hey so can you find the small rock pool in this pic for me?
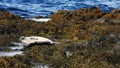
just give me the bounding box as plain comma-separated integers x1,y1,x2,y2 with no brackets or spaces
0,51,23,57
0,45,24,57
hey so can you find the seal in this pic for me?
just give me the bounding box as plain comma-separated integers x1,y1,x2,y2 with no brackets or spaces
19,36,59,46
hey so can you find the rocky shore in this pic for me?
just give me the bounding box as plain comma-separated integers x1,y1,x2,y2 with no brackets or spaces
0,7,120,68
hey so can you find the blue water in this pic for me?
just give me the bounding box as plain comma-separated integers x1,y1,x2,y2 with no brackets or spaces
0,0,120,18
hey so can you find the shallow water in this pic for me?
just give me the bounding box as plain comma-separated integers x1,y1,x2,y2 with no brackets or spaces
0,51,23,57
0,44,24,57
0,0,120,18
9,46,24,50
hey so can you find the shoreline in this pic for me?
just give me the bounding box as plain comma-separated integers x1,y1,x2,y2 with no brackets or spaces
0,7,120,68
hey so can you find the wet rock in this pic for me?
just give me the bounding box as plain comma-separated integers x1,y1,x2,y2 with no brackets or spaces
111,9,120,14
32,62,49,68
35,16,44,19
0,47,11,51
93,18,109,24
117,41,120,45
112,19,120,24
103,9,120,21
0,47,5,51
106,50,115,55
108,32,119,43
0,11,21,20
109,32,118,38
64,51,73,57
114,41,120,55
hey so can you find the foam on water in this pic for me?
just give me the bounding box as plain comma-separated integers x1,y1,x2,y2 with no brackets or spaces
0,0,119,17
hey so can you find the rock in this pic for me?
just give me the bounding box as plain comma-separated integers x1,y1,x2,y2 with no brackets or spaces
35,16,44,19
111,9,120,14
117,41,120,45
109,32,118,38
93,18,109,24
32,62,49,68
114,41,120,55
64,51,73,57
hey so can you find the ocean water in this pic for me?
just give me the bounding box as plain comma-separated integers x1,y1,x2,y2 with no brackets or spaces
0,0,120,18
